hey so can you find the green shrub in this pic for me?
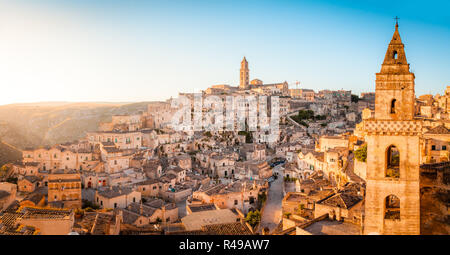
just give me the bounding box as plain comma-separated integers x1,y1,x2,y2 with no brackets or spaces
354,144,367,162
245,210,261,227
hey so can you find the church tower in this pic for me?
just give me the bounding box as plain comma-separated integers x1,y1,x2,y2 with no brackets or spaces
239,57,249,89
363,22,421,235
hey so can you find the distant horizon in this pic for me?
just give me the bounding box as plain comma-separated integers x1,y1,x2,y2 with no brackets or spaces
1,84,447,107
0,0,448,105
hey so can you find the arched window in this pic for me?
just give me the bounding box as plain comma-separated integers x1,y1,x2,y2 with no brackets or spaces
386,145,400,178
384,195,400,220
393,50,398,60
390,99,397,114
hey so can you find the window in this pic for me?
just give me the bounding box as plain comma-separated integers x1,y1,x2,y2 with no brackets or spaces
133,197,136,203
393,50,398,60
386,145,400,178
234,200,238,205
114,203,117,208
390,99,397,114
432,145,436,151
384,195,400,220
443,145,447,151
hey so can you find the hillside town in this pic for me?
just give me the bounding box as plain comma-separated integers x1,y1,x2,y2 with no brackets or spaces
0,23,449,235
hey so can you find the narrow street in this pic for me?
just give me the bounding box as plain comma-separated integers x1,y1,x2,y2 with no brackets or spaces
259,164,284,233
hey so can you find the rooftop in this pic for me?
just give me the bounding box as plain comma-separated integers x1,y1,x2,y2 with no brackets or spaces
181,209,238,231
201,222,253,235
303,219,360,235
97,186,134,198
187,203,217,213
425,125,450,135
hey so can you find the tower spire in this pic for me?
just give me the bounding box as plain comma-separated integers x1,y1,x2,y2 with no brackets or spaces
380,20,409,74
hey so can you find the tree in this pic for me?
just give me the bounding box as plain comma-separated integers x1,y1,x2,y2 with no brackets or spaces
82,199,100,210
283,212,292,219
314,115,326,120
0,165,8,179
351,94,360,103
355,144,367,162
257,193,267,208
245,210,261,228
6,177,17,184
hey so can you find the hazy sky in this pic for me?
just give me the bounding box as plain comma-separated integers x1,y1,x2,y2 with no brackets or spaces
0,0,448,105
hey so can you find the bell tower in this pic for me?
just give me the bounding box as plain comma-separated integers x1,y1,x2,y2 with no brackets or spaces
374,22,415,120
239,57,249,89
363,21,421,235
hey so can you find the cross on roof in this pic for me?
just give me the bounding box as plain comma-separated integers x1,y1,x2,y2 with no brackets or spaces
394,16,400,26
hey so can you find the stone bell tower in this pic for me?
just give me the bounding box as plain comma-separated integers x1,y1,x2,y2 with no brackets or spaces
374,21,415,120
363,21,421,235
239,57,249,90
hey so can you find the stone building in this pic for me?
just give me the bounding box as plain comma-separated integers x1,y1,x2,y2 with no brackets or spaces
47,169,82,209
419,162,450,235
0,182,17,211
0,206,74,235
363,22,421,235
18,176,41,193
95,186,141,209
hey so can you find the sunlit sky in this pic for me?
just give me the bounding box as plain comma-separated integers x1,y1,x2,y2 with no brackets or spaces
0,0,449,105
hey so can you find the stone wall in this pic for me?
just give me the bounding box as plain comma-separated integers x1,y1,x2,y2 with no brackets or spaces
419,162,450,235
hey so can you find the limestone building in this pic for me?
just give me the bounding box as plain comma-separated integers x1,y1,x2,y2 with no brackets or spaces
47,169,82,209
